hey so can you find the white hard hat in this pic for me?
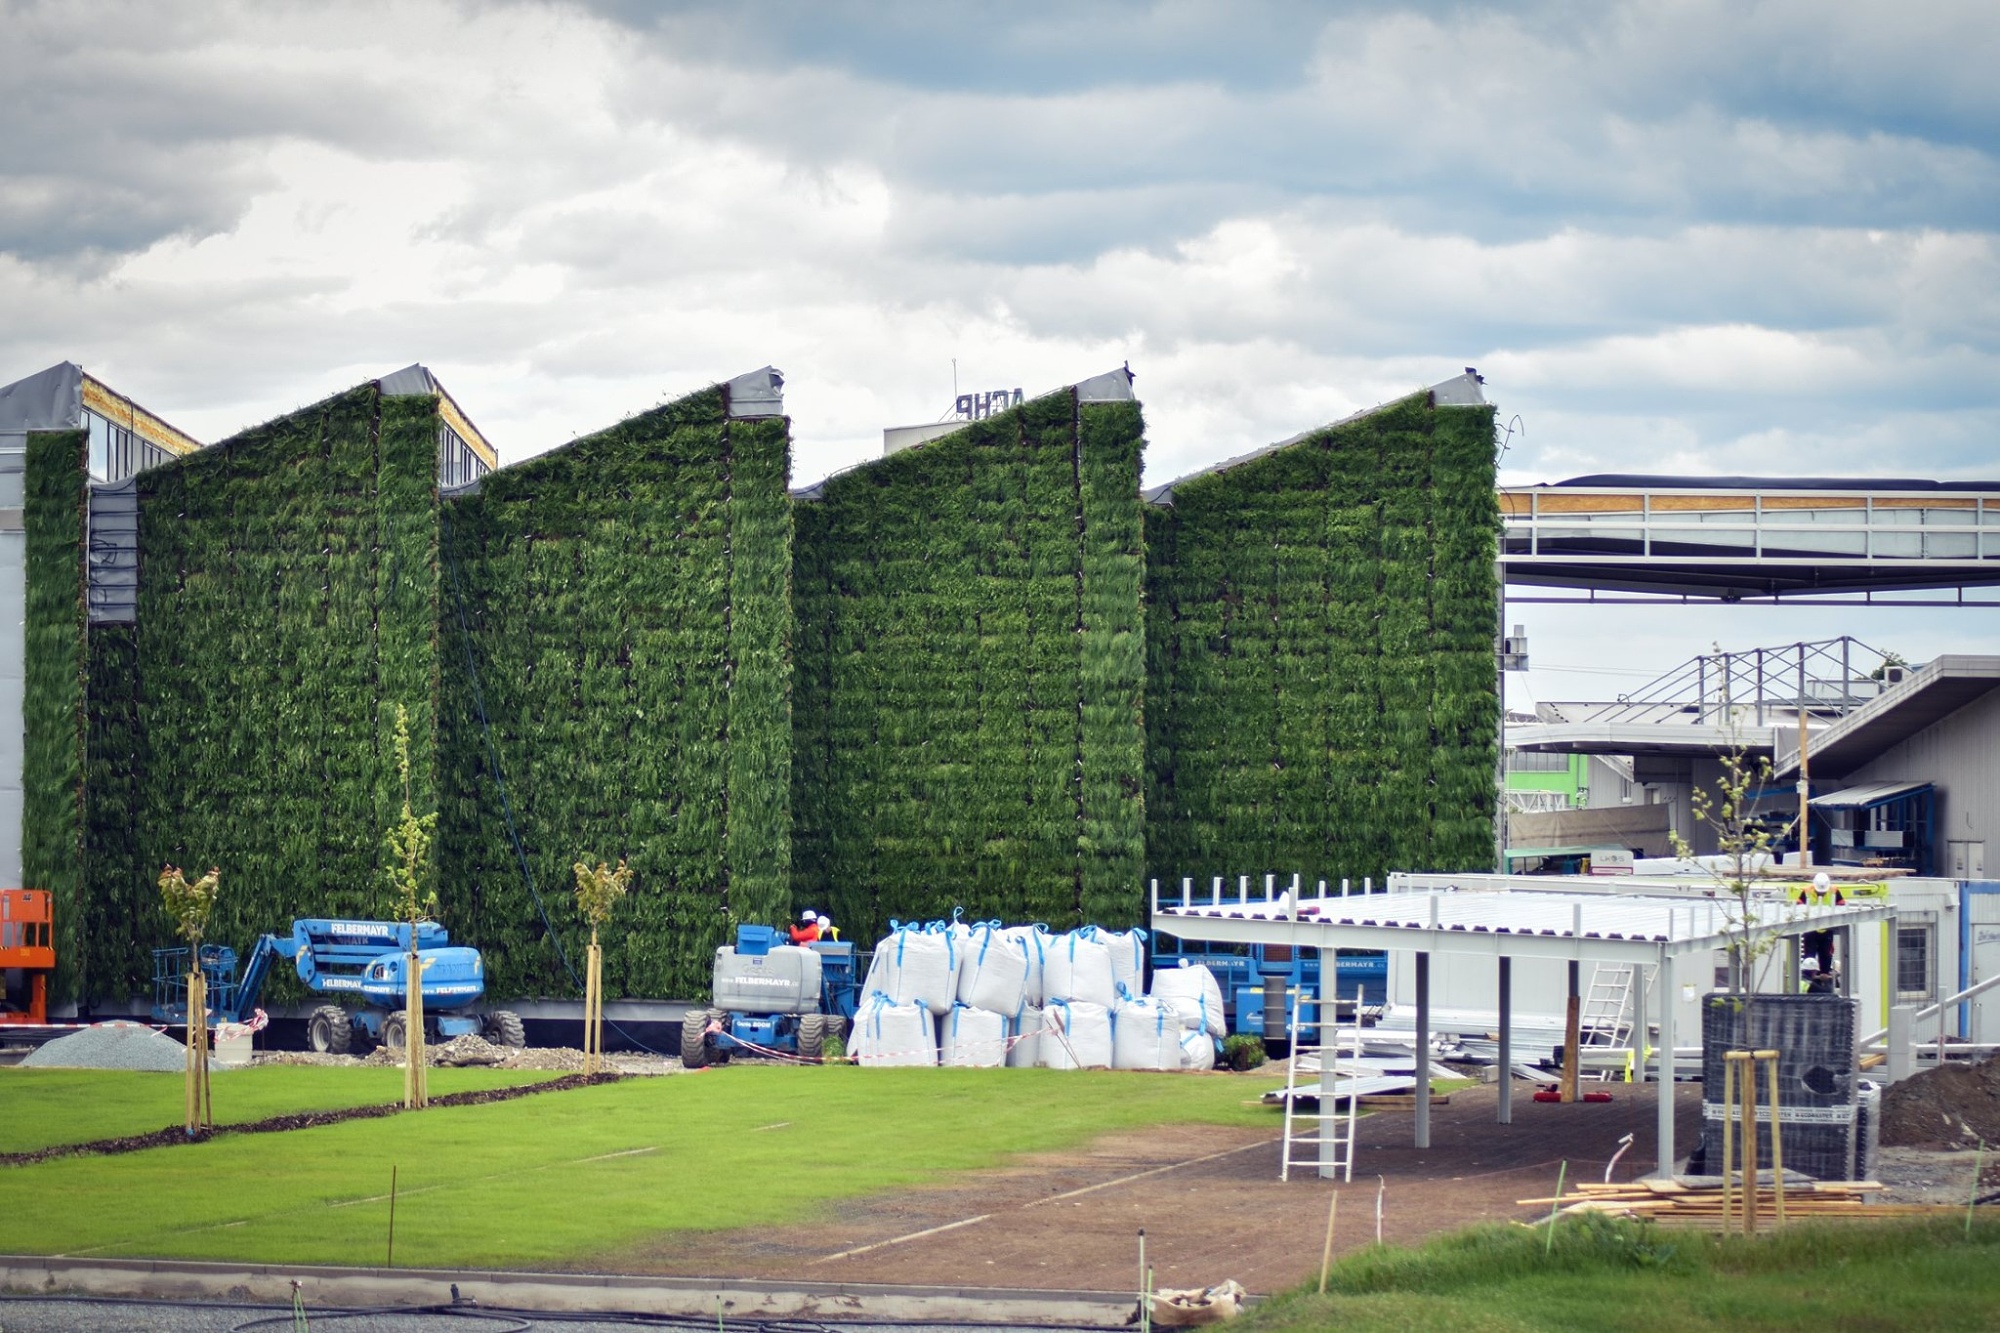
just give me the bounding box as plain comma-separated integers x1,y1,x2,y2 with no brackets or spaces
800,909,817,922
816,914,831,926
1813,872,1831,891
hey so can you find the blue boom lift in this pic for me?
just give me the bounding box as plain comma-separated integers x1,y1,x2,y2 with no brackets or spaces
152,918,525,1054
681,924,862,1066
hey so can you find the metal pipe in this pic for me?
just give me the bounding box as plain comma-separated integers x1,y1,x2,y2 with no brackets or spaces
1415,952,1431,1150
1655,950,1677,1179
1498,955,1513,1126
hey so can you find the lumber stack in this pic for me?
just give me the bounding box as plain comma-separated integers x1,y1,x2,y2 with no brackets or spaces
1517,1179,1963,1230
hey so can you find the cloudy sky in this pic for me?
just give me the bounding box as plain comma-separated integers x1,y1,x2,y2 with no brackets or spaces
5,0,1996,700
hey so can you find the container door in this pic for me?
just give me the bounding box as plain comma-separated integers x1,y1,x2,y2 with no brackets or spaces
1967,885,2000,1044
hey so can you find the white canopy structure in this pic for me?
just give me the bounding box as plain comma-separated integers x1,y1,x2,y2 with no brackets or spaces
1149,878,1895,1176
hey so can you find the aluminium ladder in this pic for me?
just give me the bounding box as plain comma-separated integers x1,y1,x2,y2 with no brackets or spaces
1579,962,1656,1081
1279,985,1363,1182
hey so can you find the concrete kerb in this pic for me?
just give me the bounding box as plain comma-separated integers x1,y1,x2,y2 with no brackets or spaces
0,1255,1136,1326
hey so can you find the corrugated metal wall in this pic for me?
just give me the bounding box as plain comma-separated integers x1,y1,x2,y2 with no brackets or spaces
1844,688,2000,878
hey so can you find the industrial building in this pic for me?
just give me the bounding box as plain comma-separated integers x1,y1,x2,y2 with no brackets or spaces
0,365,204,890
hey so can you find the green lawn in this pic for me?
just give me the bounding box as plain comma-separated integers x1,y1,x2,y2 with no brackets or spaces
0,1065,1271,1269
1241,1214,2000,1332
0,1066,561,1154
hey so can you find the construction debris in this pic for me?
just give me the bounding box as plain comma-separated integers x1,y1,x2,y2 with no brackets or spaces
1518,1176,1969,1230
1141,1279,1246,1327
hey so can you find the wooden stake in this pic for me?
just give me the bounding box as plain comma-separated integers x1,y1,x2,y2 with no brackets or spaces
1764,1051,1786,1225
1318,1191,1340,1294
1797,709,1811,868
1561,994,1581,1103
386,1164,398,1269
1740,1051,1759,1236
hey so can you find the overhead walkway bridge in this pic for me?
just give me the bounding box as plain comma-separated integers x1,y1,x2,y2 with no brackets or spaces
1502,475,2000,605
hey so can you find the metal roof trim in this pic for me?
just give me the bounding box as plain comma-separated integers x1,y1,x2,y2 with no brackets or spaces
1809,780,1935,809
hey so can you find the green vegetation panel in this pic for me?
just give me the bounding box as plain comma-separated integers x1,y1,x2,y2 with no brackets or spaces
0,1066,557,1154
1144,392,1499,888
2,1067,1268,1268
22,430,88,1000
72,387,445,1003
1243,1214,2000,1332
792,389,1147,941
438,388,792,998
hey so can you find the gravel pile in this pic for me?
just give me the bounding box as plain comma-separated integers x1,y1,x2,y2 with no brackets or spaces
21,1023,217,1073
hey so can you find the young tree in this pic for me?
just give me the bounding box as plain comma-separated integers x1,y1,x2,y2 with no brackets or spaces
384,705,438,1108
1669,743,1796,995
572,858,633,1075
159,863,220,1132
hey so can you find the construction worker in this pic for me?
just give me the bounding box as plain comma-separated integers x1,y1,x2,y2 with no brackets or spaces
789,909,821,945
816,913,839,941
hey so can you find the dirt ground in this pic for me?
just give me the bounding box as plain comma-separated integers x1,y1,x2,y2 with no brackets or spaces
597,1080,1705,1296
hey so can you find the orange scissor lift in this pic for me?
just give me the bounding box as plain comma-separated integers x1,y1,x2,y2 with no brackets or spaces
1,889,54,1027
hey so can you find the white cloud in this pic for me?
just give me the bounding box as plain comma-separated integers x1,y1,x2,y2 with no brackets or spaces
0,0,1993,657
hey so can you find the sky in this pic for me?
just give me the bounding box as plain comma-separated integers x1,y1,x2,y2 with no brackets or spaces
4,0,1996,701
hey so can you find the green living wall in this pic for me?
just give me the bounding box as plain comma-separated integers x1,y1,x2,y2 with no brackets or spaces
22,429,87,1000
1143,390,1499,890
437,385,791,1000
791,383,1148,943
72,384,444,1002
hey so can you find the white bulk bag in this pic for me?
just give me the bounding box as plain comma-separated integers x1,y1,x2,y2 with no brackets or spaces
1039,999,1112,1070
1004,925,1052,1006
867,924,958,1016
855,993,938,1067
940,1005,1010,1067
1179,1027,1218,1071
1112,996,1182,1071
956,924,1030,1015
1007,1005,1044,1068
1150,962,1228,1040
1097,927,1149,999
1043,931,1116,1008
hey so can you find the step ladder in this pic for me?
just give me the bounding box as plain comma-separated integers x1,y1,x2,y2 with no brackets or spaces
1279,985,1362,1183
1580,963,1636,1049
1579,963,1655,1082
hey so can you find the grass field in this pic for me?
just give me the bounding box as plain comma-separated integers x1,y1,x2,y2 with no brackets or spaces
1240,1214,2000,1332
0,1066,561,1153
0,1065,1271,1268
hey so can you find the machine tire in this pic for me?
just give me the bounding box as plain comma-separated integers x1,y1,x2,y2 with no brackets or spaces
382,1010,409,1054
681,1010,710,1068
484,1010,527,1049
306,1005,353,1055
827,1015,848,1043
706,1010,731,1065
798,1013,827,1060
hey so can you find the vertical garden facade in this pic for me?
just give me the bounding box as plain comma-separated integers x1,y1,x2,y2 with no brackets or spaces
437,383,793,999
20,365,1499,1005
791,378,1149,942
1142,389,1501,890
76,384,446,1002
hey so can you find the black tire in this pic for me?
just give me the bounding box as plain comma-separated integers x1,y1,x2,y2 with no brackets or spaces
681,1011,710,1068
484,1010,527,1048
382,1010,409,1054
306,1005,352,1055
827,1014,848,1042
798,1013,826,1060
706,1010,732,1065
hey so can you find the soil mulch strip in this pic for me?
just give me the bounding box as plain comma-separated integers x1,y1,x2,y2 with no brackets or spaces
1,1072,621,1167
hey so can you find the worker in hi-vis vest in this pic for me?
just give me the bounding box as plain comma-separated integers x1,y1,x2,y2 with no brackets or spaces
816,913,839,941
